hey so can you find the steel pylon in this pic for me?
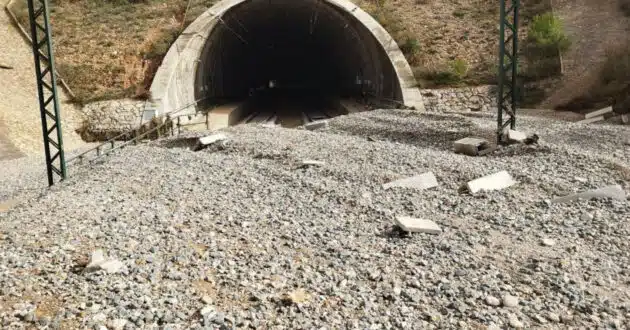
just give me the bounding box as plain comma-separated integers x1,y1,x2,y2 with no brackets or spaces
26,0,66,185
497,0,520,143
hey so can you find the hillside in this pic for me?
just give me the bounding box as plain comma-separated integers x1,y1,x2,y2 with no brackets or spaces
6,0,557,105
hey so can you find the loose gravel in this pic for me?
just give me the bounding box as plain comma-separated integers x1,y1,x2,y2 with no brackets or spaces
1,109,629,329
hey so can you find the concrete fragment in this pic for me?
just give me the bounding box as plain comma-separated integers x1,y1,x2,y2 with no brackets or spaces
541,238,555,246
485,296,501,306
454,137,489,156
195,133,227,150
304,120,329,131
383,172,439,190
464,170,517,194
577,116,605,124
584,106,612,119
502,295,519,308
300,160,325,167
506,129,528,143
394,216,442,234
99,259,124,273
85,250,105,270
551,184,626,204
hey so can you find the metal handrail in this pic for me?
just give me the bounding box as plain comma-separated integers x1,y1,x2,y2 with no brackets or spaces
66,97,211,165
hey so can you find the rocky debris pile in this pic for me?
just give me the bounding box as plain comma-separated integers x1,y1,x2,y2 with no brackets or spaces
0,109,629,329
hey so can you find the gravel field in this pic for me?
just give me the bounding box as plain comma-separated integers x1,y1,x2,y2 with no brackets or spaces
1,109,629,329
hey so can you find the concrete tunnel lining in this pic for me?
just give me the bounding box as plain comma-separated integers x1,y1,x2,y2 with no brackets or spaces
148,0,425,121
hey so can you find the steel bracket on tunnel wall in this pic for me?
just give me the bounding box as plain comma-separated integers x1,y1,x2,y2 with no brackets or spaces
26,0,66,185
497,0,520,144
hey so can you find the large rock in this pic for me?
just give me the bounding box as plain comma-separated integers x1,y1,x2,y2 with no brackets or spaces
454,137,490,156
464,170,517,194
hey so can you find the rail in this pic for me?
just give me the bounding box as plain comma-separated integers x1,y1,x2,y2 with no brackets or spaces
66,98,212,166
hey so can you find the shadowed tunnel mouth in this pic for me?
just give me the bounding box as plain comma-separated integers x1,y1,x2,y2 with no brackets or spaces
194,0,404,126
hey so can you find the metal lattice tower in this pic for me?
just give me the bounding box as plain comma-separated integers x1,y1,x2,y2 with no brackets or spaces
497,0,520,143
26,0,66,185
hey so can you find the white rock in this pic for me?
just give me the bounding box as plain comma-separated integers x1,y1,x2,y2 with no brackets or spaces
200,305,215,316
108,319,127,330
551,184,626,204
201,296,213,305
92,313,107,323
383,172,439,190
485,296,501,306
541,238,555,247
502,295,519,307
508,314,524,328
304,120,328,130
394,216,442,234
465,171,517,194
580,213,594,221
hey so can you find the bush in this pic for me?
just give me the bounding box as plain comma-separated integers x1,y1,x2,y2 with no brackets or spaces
527,12,571,51
621,0,630,16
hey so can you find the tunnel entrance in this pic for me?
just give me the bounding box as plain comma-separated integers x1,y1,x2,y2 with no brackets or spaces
149,0,424,128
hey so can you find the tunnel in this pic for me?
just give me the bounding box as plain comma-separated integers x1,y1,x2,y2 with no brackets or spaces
148,0,424,128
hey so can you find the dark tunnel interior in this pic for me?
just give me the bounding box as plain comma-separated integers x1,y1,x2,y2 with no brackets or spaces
194,0,404,125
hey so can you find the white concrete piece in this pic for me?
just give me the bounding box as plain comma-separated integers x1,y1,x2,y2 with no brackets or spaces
465,170,517,194
506,129,528,143
196,133,228,150
577,116,605,124
454,137,489,156
99,260,124,273
383,172,439,190
86,250,105,270
304,120,329,131
301,160,325,167
584,106,612,119
395,216,442,234
622,114,629,124
552,184,626,204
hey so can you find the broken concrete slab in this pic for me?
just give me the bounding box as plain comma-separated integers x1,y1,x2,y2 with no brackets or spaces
85,249,124,273
454,137,490,156
383,172,439,191
395,216,442,234
464,170,517,194
584,106,613,119
300,160,325,167
551,184,626,204
194,133,228,151
304,120,329,131
577,116,605,124
506,129,528,143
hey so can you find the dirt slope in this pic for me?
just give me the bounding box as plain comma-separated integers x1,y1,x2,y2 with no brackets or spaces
541,0,630,110
0,0,87,158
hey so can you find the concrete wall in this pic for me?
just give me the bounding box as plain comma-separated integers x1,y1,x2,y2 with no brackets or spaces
147,0,425,120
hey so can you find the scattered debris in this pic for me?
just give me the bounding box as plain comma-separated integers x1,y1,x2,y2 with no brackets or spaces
454,137,492,156
281,288,311,305
541,238,556,246
383,172,439,190
584,106,613,119
304,120,329,131
194,133,228,151
394,216,442,234
299,160,325,168
463,170,517,194
551,184,626,204
84,249,124,273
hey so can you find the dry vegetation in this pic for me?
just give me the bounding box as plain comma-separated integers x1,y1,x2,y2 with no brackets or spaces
9,0,218,104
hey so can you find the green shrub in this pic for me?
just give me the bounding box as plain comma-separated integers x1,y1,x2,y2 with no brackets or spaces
450,58,469,78
399,35,420,58
527,12,571,51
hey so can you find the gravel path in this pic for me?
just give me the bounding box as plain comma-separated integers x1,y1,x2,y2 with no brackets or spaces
0,0,87,157
0,110,629,329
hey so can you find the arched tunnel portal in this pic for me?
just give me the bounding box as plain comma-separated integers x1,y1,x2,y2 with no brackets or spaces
149,0,425,127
